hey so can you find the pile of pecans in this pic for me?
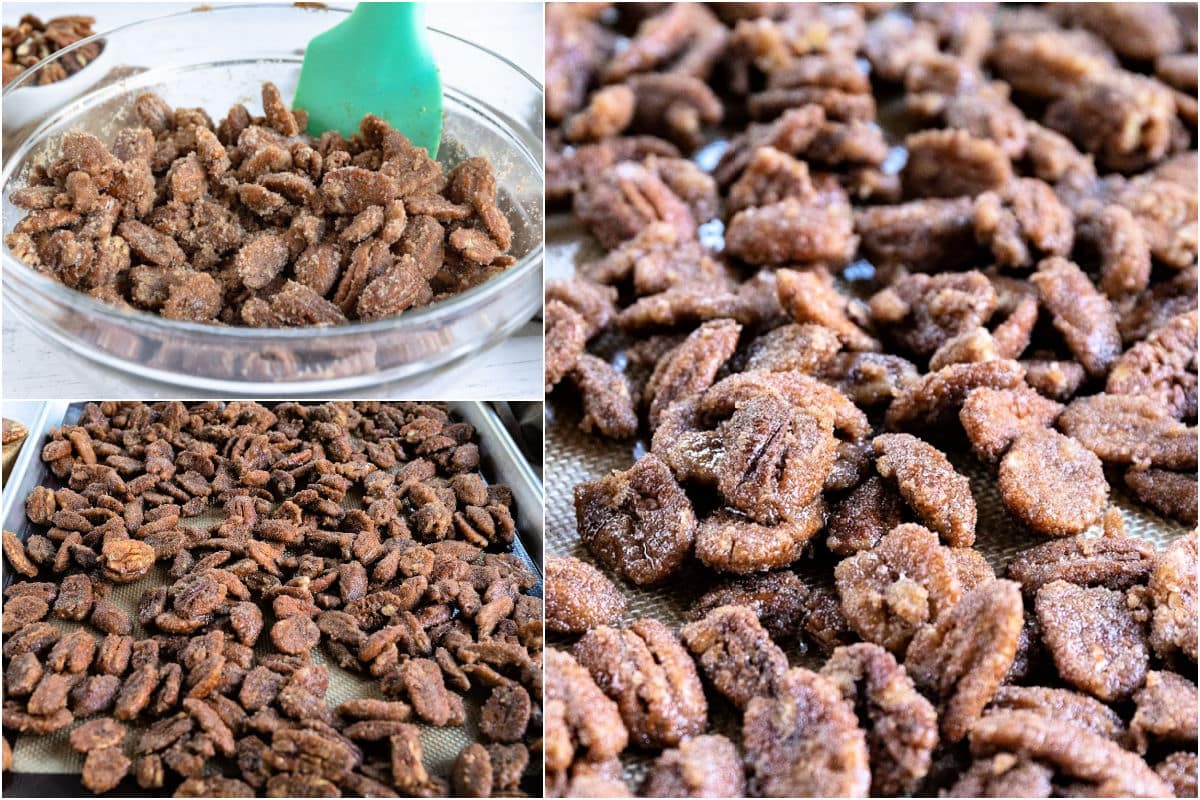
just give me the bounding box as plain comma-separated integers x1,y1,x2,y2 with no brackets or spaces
2,401,541,796
2,14,101,87
5,82,516,326
545,2,1197,797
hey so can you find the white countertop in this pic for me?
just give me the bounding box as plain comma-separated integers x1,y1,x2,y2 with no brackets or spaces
1,1,544,400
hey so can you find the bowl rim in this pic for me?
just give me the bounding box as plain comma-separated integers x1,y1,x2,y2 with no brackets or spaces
2,2,544,341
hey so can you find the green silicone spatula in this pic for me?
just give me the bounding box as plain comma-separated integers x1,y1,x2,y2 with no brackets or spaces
294,1,443,156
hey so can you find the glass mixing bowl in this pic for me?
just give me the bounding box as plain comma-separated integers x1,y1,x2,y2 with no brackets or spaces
2,4,543,393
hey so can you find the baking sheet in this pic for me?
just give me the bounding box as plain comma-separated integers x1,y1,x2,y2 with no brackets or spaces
543,214,1193,793
1,400,543,797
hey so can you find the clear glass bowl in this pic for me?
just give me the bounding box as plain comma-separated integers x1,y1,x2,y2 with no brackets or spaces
2,4,544,393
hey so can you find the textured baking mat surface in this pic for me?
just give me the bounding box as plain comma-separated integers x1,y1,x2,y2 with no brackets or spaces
544,216,1193,793
4,402,539,793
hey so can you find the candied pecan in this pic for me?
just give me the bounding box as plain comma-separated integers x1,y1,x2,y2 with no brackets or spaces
726,146,817,216
835,523,963,653
1060,4,1184,60
1045,71,1178,173
563,84,635,143
2,595,48,634
356,257,427,320
545,278,617,334
447,157,511,250
69,717,127,753
574,455,696,586
693,502,825,575
820,643,938,795
449,227,503,266
548,136,680,203
725,197,855,265
545,300,588,394
3,704,72,734
874,434,977,547
856,197,981,272
926,319,1003,369
745,323,842,375
25,485,57,525
743,667,870,797
1130,670,1198,753
54,574,95,620
545,556,626,634
1108,311,1197,420
818,352,920,408
480,682,531,743
175,776,255,797
99,538,155,583
574,161,695,249
750,63,876,123
116,219,185,268
887,359,1027,432
825,475,905,556
946,755,1054,798
557,762,632,798
90,599,132,635
869,270,997,358
1007,527,1158,594
1147,533,1197,663
992,26,1114,101
974,178,1074,269
267,617,317,659
544,647,628,774
698,368,870,440
3,530,39,577
641,734,745,798
960,386,1064,463
714,106,826,187
6,652,43,696
904,580,1024,743
615,283,777,332
450,742,493,798
320,167,399,215
1030,257,1122,378
902,129,1013,199
1036,580,1148,701
72,675,120,717
1057,394,1197,470
627,73,723,151
574,619,707,748
969,710,1171,797
715,395,837,524
401,657,457,726
1125,467,1198,526
1155,752,1198,800
1109,174,1198,270
82,746,131,794
29,672,74,715
1076,203,1152,301
568,354,639,440
999,428,1109,537
645,319,740,430
602,3,727,83
777,267,877,352
681,605,788,709
687,570,811,643
988,684,1127,742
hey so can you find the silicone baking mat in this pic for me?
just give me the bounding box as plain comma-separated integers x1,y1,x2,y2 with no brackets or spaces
544,215,1193,792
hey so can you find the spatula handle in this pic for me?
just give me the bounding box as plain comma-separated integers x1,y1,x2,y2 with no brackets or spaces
350,2,426,41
